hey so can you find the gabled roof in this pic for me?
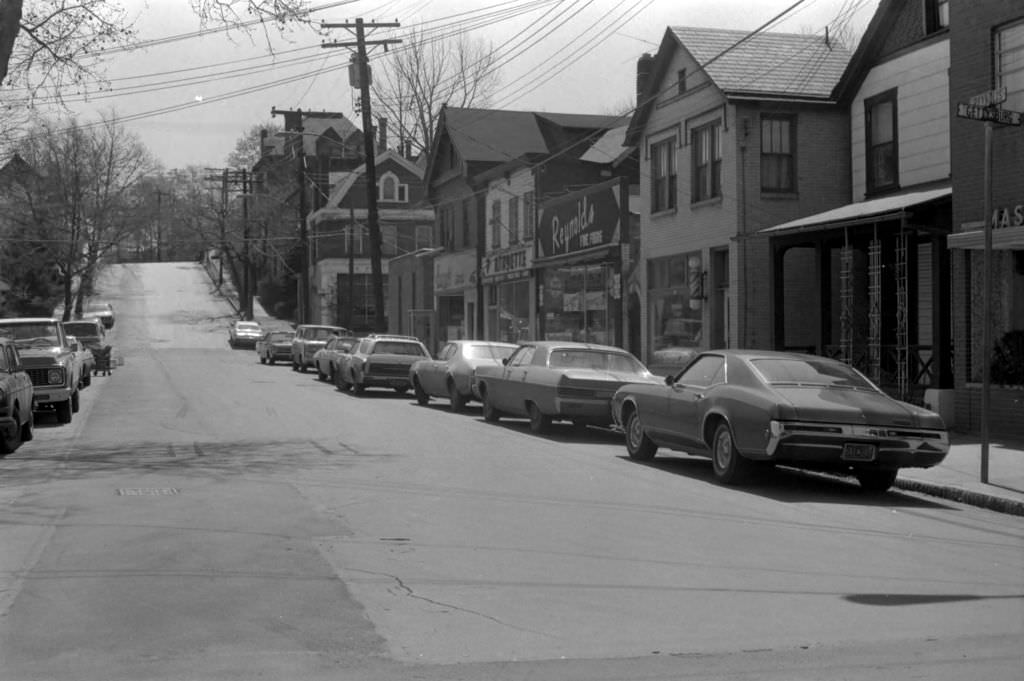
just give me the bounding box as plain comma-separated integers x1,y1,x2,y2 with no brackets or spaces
673,27,851,98
627,26,852,144
426,106,625,186
264,113,361,157
318,149,425,211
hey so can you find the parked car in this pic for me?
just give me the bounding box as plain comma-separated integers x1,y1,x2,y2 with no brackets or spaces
291,324,350,372
472,341,661,434
410,340,519,411
0,318,81,424
0,336,35,454
67,336,94,388
313,335,359,382
228,320,263,349
256,330,295,365
336,335,430,395
611,349,950,492
63,319,110,378
84,301,115,329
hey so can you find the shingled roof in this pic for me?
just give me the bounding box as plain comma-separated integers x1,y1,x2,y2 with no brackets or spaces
671,26,852,99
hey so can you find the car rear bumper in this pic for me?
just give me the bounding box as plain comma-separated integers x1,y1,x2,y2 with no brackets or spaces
553,398,613,425
362,374,412,389
765,421,949,469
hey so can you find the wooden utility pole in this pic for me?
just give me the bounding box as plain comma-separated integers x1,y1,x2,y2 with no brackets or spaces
322,18,400,333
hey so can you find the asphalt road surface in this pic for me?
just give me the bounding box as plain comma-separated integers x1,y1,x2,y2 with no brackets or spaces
0,262,1021,681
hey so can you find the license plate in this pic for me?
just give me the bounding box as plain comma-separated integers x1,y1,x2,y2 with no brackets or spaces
842,443,877,462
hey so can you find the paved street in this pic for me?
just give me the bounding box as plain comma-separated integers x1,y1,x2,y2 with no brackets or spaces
0,262,1021,681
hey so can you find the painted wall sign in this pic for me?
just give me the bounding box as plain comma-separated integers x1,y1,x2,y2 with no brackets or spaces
538,178,625,259
434,251,478,293
482,245,533,282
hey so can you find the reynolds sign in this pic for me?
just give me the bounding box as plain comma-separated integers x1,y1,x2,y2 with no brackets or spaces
538,178,626,259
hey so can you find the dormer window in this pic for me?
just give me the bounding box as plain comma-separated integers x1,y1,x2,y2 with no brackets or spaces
377,171,408,203
925,0,948,34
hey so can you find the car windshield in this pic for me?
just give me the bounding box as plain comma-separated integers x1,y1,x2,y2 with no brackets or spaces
547,349,645,373
307,328,340,340
63,323,100,337
751,357,877,390
466,344,516,361
372,341,426,356
236,323,261,331
0,322,61,348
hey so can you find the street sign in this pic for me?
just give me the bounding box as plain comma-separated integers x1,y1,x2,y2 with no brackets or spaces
969,87,1007,107
956,102,1023,126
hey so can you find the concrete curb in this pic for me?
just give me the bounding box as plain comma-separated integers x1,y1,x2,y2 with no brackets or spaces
894,478,1024,516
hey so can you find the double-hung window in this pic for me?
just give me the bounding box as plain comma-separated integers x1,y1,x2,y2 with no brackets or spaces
692,122,721,203
761,116,795,193
650,137,676,213
508,197,520,244
523,191,536,240
490,200,502,249
865,89,898,194
997,19,1024,111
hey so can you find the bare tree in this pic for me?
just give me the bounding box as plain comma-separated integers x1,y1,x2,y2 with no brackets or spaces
370,28,501,158
0,0,313,95
15,111,155,319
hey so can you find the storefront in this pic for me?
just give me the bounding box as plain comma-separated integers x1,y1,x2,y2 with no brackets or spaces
482,244,534,343
433,250,478,344
647,251,705,372
536,178,628,348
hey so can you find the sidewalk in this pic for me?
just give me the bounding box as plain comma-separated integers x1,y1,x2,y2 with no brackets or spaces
895,435,1024,516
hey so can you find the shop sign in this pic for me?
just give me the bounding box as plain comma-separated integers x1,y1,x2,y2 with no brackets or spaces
482,245,533,282
538,178,624,258
434,251,477,293
991,204,1024,229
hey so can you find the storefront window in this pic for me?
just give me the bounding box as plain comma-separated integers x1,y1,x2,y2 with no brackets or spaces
438,295,465,345
541,264,615,346
487,280,531,343
649,253,704,363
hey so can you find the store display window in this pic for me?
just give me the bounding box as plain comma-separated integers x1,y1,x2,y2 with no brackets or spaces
541,264,616,346
649,252,704,364
488,280,531,343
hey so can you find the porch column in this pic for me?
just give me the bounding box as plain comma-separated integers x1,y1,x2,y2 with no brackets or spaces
772,241,786,350
932,235,953,388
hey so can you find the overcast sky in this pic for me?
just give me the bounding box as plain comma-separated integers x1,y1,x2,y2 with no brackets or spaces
49,0,880,170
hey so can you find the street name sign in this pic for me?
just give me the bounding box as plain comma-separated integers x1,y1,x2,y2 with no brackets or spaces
968,87,1007,107
956,102,1022,126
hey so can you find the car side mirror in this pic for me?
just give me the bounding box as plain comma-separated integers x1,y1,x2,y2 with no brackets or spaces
501,358,509,365
664,374,674,386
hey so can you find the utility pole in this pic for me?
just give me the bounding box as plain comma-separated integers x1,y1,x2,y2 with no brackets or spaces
242,168,252,319
322,18,400,333
271,107,311,324
220,169,228,286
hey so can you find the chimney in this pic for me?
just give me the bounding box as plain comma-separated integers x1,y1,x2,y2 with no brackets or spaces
377,117,388,153
637,53,655,106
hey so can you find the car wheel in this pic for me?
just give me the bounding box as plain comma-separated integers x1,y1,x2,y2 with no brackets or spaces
260,355,267,365
710,420,749,485
317,366,326,381
447,379,467,413
413,378,430,405
291,358,298,371
0,407,22,454
328,366,335,384
71,390,80,414
20,410,33,442
335,370,350,392
394,386,409,395
482,389,501,422
82,372,91,388
352,381,365,395
856,469,898,493
527,402,551,434
268,356,276,365
299,360,307,373
56,399,72,424
624,408,657,460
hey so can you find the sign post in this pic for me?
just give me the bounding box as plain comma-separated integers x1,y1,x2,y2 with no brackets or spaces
955,87,1021,483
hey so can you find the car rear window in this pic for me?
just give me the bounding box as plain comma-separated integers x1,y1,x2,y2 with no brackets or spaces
63,323,100,336
466,344,516,361
751,358,875,390
268,332,293,341
237,322,261,330
372,341,426,356
548,349,645,373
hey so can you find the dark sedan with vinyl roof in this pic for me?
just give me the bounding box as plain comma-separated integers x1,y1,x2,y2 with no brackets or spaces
611,349,949,492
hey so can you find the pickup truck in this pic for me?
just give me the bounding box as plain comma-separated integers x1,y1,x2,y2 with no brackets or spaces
0,318,82,424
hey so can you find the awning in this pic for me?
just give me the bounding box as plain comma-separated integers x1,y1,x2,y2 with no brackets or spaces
760,187,952,236
947,223,1024,250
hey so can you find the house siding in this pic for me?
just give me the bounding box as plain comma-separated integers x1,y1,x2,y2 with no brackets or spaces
850,39,950,198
